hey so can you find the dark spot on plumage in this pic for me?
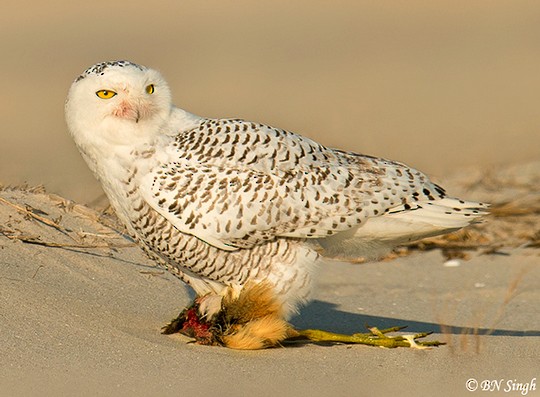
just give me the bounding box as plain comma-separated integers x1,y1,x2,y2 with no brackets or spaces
142,216,151,228
185,211,196,224
246,155,258,165
262,135,271,145
279,150,291,162
238,149,248,162
434,184,446,195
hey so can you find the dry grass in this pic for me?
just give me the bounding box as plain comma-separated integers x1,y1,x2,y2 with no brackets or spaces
0,186,133,253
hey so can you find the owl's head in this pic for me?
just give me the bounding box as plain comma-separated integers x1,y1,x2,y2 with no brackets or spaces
65,61,173,148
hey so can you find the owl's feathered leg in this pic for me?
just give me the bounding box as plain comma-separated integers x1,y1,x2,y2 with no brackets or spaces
162,283,444,349
216,283,293,349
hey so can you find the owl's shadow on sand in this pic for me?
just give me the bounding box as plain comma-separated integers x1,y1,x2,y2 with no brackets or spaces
290,300,540,337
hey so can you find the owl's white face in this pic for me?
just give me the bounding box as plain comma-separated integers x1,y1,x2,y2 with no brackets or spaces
65,61,173,150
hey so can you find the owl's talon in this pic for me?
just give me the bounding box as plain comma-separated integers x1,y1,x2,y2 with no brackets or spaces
196,294,224,319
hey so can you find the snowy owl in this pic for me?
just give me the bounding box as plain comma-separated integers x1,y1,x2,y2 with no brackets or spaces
65,60,487,349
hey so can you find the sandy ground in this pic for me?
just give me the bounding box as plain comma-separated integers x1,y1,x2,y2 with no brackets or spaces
0,163,538,397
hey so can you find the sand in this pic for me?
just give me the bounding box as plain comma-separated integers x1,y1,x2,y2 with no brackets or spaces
1,162,539,397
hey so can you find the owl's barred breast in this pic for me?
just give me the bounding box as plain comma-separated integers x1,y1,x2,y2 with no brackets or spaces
115,159,315,300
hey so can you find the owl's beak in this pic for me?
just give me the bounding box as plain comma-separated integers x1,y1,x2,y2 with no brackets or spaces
113,100,149,123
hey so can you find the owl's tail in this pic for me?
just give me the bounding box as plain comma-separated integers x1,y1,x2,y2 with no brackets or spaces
317,197,489,260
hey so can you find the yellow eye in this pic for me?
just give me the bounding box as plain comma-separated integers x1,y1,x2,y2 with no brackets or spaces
145,84,155,94
96,90,117,99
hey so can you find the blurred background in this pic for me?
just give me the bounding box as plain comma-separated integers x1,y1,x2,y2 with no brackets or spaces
1,0,539,204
